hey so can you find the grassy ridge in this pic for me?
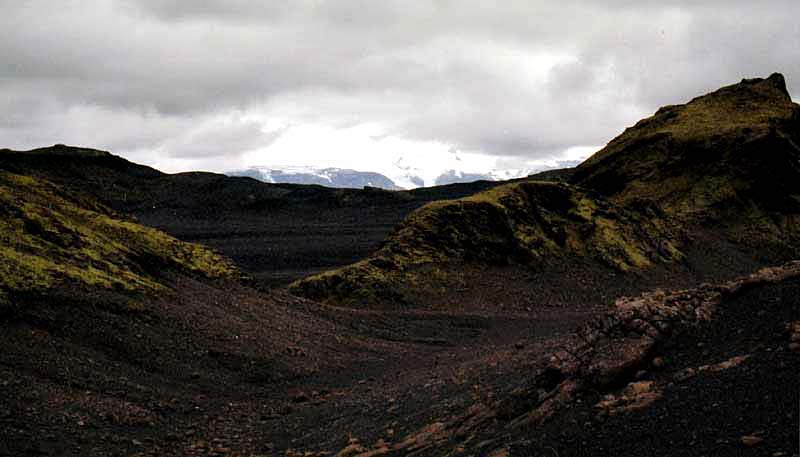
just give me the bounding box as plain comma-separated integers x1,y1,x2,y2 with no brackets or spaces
289,181,682,305
574,74,800,216
0,171,235,309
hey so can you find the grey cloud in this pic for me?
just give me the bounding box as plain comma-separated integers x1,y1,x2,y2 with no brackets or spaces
121,0,297,22
0,0,798,165
161,119,284,158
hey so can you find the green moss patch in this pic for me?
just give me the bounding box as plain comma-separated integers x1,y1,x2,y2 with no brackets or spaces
0,171,236,303
290,181,683,306
574,74,800,219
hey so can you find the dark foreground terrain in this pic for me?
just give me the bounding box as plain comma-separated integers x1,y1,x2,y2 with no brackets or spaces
524,272,799,457
2,251,797,457
1,74,799,457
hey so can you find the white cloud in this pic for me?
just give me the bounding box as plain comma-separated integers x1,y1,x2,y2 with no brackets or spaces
0,0,798,177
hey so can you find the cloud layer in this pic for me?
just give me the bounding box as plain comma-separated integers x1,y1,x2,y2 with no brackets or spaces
1,0,798,172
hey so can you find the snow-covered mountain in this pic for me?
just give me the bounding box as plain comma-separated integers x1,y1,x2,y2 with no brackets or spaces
433,160,583,186
433,170,498,186
228,159,583,190
388,158,427,189
229,166,403,190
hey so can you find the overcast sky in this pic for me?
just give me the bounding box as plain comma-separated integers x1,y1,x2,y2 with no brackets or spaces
1,1,798,177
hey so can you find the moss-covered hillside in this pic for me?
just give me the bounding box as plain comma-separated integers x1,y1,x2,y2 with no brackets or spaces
0,171,235,310
289,181,682,305
572,73,800,217
291,74,800,307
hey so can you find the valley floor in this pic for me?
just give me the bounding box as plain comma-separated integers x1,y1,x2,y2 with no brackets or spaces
2,240,797,457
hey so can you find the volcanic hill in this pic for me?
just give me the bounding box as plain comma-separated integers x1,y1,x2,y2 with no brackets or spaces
573,73,800,216
291,74,800,309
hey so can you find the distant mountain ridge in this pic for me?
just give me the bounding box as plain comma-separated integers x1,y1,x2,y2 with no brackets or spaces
229,160,583,190
433,160,582,186
228,166,404,190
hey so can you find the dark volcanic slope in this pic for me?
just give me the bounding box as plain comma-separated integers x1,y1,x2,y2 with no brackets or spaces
520,274,800,457
292,74,800,308
572,73,800,217
378,262,800,457
0,146,517,287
